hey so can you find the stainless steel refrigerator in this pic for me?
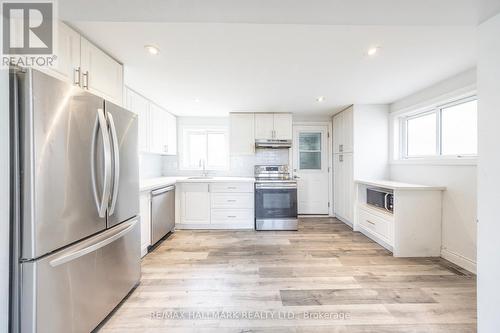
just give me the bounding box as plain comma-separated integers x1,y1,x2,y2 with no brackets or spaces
9,68,141,333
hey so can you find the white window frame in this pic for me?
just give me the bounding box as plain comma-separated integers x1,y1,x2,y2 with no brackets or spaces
397,95,478,163
179,126,229,171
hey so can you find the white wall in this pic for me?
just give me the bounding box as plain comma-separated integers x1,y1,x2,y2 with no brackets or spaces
477,12,500,332
389,69,477,272
353,104,390,180
1,69,10,332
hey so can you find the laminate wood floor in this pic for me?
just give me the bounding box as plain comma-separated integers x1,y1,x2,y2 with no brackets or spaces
98,218,476,333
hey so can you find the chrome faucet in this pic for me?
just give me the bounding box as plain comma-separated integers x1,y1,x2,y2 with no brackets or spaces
199,159,209,177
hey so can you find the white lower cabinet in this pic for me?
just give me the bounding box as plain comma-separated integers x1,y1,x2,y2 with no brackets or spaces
180,184,211,224
357,205,393,246
334,152,353,225
139,191,151,257
176,181,254,229
354,180,444,257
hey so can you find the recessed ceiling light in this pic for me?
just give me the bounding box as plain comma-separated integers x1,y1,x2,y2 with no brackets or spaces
316,96,325,103
144,45,160,55
194,98,200,103
367,46,379,56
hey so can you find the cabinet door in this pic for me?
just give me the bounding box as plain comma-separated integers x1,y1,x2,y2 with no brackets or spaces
230,113,255,155
149,103,168,154
181,184,210,224
333,153,343,217
333,112,344,154
126,89,150,152
273,113,292,140
43,22,81,85
81,37,124,105
255,113,274,140
343,153,354,223
343,107,354,153
166,111,177,155
139,192,151,257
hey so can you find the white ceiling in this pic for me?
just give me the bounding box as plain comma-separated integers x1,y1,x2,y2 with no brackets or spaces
62,0,500,25
72,21,476,116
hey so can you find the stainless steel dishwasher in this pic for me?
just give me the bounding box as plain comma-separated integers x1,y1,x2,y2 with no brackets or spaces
151,185,175,246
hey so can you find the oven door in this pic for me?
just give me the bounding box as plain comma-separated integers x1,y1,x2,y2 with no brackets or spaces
255,183,298,229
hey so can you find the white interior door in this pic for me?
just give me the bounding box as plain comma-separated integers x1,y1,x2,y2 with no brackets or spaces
293,125,329,214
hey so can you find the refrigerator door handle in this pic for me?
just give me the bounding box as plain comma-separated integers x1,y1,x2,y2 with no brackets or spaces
49,219,137,267
91,108,112,218
108,113,120,215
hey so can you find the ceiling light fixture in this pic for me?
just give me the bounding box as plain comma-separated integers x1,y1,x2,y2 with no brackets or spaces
367,46,379,56
144,45,160,55
316,96,325,103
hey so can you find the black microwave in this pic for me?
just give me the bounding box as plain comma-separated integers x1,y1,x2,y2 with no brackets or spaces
367,187,394,213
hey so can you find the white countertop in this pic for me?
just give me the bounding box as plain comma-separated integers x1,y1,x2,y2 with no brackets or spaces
140,176,255,192
140,177,187,192
355,179,446,191
176,177,255,183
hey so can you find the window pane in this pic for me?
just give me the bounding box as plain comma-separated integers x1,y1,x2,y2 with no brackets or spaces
299,133,321,151
207,132,227,168
407,112,437,157
300,152,321,169
441,100,477,156
187,132,206,168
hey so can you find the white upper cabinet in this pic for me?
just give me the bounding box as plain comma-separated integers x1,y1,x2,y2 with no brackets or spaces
125,88,150,152
165,112,177,155
230,113,255,155
333,107,353,153
45,22,81,85
254,113,292,140
273,113,293,140
255,113,275,140
126,87,176,155
150,103,176,155
80,37,124,106
38,22,124,106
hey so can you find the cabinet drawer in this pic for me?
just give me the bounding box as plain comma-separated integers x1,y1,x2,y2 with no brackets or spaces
211,209,253,223
210,182,253,193
181,183,209,192
358,208,391,240
211,193,254,209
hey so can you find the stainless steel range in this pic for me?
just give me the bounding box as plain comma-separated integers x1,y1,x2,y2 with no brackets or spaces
254,165,298,230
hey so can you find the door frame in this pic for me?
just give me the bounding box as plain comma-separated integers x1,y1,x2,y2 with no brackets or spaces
292,122,333,216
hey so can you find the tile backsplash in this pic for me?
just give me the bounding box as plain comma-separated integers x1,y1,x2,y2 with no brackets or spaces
139,153,165,178
161,148,290,177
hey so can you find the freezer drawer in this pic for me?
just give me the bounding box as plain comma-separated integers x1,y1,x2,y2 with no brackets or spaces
151,185,175,245
20,218,141,333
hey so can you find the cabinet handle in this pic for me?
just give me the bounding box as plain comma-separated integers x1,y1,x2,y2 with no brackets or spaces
339,154,343,162
227,187,237,189
227,215,237,218
227,200,236,202
73,67,81,86
366,220,376,225
339,144,343,152
82,71,89,89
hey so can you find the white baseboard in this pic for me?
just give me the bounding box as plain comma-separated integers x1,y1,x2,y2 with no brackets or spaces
441,248,476,274
335,215,353,228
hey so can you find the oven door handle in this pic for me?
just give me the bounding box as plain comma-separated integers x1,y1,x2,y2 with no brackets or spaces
256,185,297,190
